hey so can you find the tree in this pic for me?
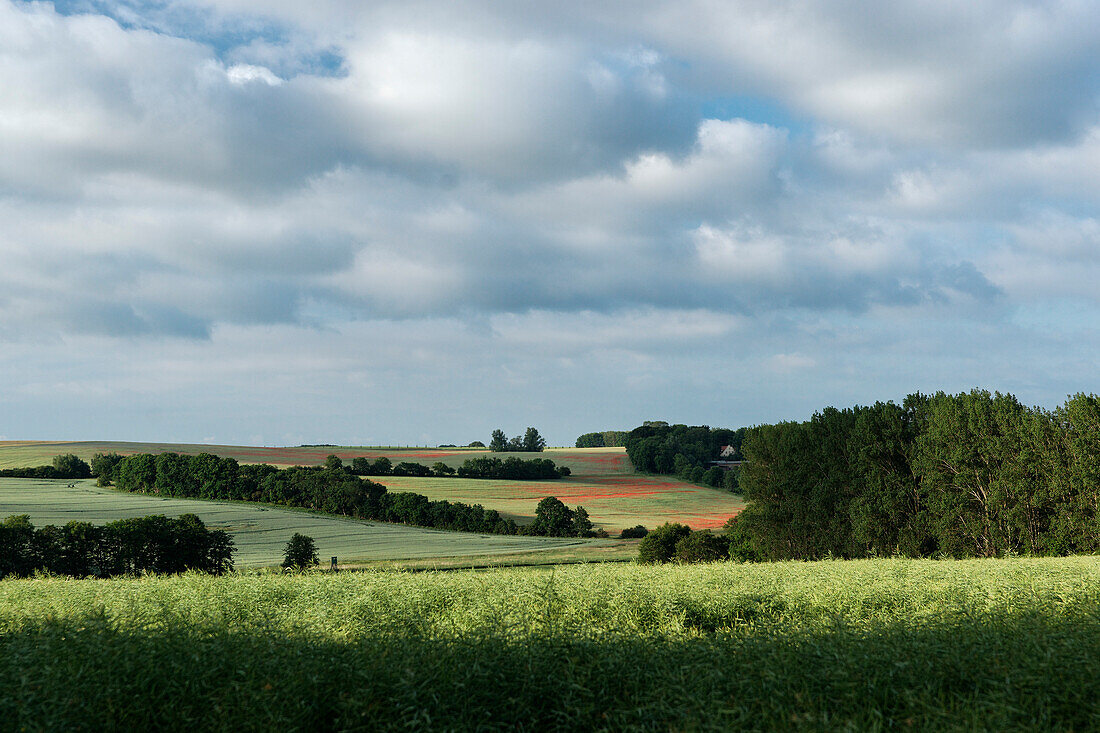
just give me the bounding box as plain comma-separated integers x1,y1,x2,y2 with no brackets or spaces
674,530,729,563
489,429,508,452
572,506,593,536
522,427,546,452
90,452,123,486
282,533,319,570
52,454,91,479
529,496,574,536
637,523,692,563
324,455,343,471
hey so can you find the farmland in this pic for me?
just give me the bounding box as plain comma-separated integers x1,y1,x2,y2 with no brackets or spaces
2,556,1098,730
0,478,602,568
0,442,743,532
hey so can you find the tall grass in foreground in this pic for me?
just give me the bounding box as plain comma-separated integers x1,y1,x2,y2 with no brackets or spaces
2,557,1099,730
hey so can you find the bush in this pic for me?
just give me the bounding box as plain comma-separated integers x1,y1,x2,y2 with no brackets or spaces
673,531,729,563
620,525,648,539
637,523,692,564
282,533,319,570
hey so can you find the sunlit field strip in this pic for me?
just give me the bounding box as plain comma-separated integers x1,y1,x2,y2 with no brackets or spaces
1,556,1098,729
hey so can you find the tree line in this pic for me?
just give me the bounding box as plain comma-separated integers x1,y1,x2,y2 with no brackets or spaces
0,454,93,480
346,455,569,480
732,390,1100,561
625,422,745,491
0,513,233,578
101,452,589,537
575,430,630,448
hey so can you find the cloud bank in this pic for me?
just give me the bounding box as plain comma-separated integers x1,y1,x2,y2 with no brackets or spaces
2,0,1099,444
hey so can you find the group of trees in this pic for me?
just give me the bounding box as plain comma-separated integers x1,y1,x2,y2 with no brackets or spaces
0,453,92,480
0,513,233,578
575,430,630,448
625,423,745,491
489,428,546,452
637,523,732,564
100,452,587,538
734,390,1100,561
344,455,568,480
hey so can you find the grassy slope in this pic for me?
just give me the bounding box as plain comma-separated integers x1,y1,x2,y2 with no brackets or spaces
1,556,1098,730
0,478,603,568
0,442,744,531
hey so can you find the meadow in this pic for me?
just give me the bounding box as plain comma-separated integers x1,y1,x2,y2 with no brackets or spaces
0,442,743,532
1,556,1098,730
0,478,598,568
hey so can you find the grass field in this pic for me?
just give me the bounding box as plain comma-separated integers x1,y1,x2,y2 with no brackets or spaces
2,556,1098,730
0,442,743,531
0,478,605,568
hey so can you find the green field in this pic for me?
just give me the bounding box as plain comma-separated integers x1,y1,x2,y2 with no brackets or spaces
2,556,1098,729
0,442,743,531
0,478,605,568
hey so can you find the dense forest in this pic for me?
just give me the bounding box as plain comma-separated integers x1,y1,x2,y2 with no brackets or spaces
625,423,745,491
0,513,233,578
732,390,1100,560
103,453,590,537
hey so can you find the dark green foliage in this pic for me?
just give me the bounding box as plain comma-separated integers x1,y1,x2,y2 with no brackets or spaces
324,455,343,470
0,454,93,480
489,427,546,452
467,441,486,448
673,530,729,563
637,523,692,563
109,453,576,536
528,497,574,536
282,533,319,570
391,461,431,477
625,424,746,482
619,525,648,539
0,514,233,578
456,456,564,480
575,430,630,448
90,452,123,485
51,454,91,479
430,462,456,477
737,390,1100,561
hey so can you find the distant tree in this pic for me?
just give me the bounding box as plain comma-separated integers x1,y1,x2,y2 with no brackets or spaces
507,435,524,451
489,430,508,452
324,455,343,471
522,427,546,452
52,454,91,479
431,462,456,477
619,525,648,539
282,533,319,570
467,441,486,448
572,506,593,536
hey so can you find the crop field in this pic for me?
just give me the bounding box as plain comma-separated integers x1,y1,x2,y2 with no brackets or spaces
0,443,742,531
2,556,1098,730
0,478,600,568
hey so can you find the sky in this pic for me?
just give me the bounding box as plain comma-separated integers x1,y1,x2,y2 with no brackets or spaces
2,0,1100,447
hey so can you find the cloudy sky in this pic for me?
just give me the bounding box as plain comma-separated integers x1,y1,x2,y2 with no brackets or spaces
2,0,1099,446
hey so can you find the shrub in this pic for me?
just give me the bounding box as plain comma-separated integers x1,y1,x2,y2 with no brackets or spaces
637,523,692,564
620,525,648,539
673,531,729,563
